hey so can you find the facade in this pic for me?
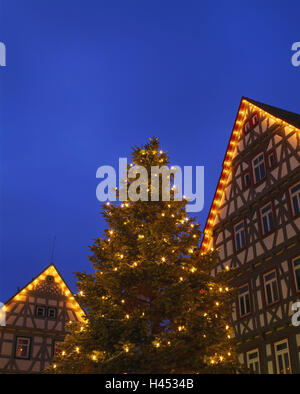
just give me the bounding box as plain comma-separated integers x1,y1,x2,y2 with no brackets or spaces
0,264,85,373
201,97,300,374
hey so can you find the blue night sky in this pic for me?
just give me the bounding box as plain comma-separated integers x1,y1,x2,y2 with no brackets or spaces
0,0,299,301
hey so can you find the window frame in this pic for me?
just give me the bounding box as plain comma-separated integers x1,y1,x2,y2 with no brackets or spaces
243,120,251,134
288,181,300,219
233,220,247,253
251,151,267,185
258,201,276,238
291,255,300,294
53,340,63,357
261,268,280,308
237,282,252,319
267,149,277,169
47,307,57,320
15,336,31,360
273,338,292,374
35,305,46,319
245,347,261,374
242,170,251,190
243,112,260,134
250,112,259,128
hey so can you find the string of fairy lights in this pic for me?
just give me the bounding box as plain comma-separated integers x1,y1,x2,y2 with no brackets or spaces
6,265,83,316
201,98,300,254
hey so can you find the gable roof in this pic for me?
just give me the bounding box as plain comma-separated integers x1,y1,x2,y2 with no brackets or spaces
5,263,85,318
200,97,300,254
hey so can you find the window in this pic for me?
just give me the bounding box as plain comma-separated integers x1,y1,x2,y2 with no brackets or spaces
243,171,251,189
289,182,300,217
244,120,251,134
47,275,54,282
251,112,259,127
246,349,260,373
35,305,46,318
243,113,259,134
263,270,279,306
54,341,63,357
15,337,31,359
267,150,276,168
260,203,275,235
252,153,266,184
234,221,246,252
274,339,291,374
47,307,57,319
238,284,251,317
292,256,300,292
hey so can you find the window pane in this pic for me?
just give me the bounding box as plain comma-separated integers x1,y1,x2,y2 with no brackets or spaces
241,231,246,247
16,338,29,358
293,260,300,291
278,354,284,373
236,234,241,251
259,163,266,179
292,196,300,215
263,217,269,234
268,212,274,230
284,353,290,369
240,299,245,316
291,183,300,194
255,167,260,182
266,283,272,304
276,342,287,351
272,281,278,301
248,351,258,360
295,269,300,291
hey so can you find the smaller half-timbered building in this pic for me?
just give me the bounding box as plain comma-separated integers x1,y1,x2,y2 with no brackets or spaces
201,97,300,374
0,264,85,373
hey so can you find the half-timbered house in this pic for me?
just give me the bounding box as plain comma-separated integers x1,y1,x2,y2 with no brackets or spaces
0,264,85,373
201,97,300,374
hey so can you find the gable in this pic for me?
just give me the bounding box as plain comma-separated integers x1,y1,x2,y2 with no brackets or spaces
4,264,85,329
200,97,300,254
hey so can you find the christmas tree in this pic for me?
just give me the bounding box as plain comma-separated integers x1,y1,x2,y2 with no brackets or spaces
51,137,240,374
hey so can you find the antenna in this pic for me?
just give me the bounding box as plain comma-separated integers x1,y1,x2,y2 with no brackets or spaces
51,236,56,263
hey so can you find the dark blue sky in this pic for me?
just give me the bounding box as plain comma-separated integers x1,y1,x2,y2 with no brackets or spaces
0,0,299,301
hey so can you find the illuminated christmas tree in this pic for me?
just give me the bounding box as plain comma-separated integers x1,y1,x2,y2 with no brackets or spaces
52,137,241,373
